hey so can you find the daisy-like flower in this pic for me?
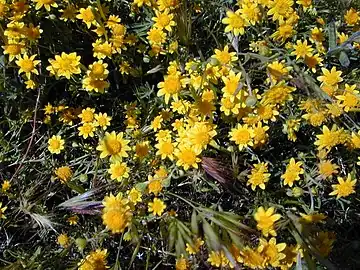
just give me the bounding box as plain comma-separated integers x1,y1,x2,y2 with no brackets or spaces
247,162,271,190
222,9,246,36
152,8,176,32
147,27,167,45
157,73,185,104
213,45,238,66
2,41,26,62
329,174,357,199
33,0,58,11
336,84,359,112
57,233,70,248
317,67,343,86
291,40,313,60
108,162,130,181
281,158,304,187
267,0,294,23
15,54,40,79
76,6,97,28
229,124,255,150
47,52,81,79
78,249,108,270
55,166,72,183
79,107,95,123
254,206,281,237
92,39,113,59
78,123,95,139
344,7,359,26
127,188,142,205
48,135,65,154
94,113,112,130
148,198,166,216
155,139,175,160
175,145,201,170
97,131,131,161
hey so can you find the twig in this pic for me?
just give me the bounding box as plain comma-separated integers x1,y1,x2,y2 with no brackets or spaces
9,87,41,183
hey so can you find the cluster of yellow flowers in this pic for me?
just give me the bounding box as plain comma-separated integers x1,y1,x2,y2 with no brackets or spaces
1,0,360,268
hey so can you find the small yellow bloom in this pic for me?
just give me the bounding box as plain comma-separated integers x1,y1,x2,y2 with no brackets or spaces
148,197,166,216
108,162,130,181
15,54,40,79
1,180,11,193
254,206,281,237
57,233,70,248
329,174,357,199
48,135,65,154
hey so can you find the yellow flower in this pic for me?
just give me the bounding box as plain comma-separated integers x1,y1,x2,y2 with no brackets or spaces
344,7,359,26
304,54,323,73
155,139,175,160
152,9,176,32
271,22,295,43
78,249,108,270
15,54,40,79
60,4,77,22
221,70,242,99
311,231,335,257
157,73,184,104
106,15,121,29
229,124,254,150
280,244,301,268
76,7,96,28
254,206,281,237
48,135,65,154
151,115,163,131
329,174,357,199
78,123,95,139
185,238,204,255
78,108,95,123
281,158,304,187
262,82,295,106
175,256,189,270
240,2,261,25
336,84,359,112
135,141,150,159
317,67,343,86
94,113,111,131
67,215,79,225
296,0,312,10
267,60,291,83
97,131,131,161
188,122,217,152
2,41,26,62
213,45,238,66
92,39,113,59
33,0,58,11
148,197,166,216
175,145,201,170
127,188,142,204
0,202,7,219
1,180,11,193
258,237,286,267
147,27,167,45
82,75,110,93
310,27,324,43
55,166,72,183
108,162,130,181
222,9,246,36
102,193,132,233
302,110,326,127
57,233,70,248
299,212,326,223
207,250,231,268
148,176,163,195
314,125,342,150
318,160,339,180
133,0,152,7
87,60,109,80
247,162,271,190
253,122,270,146
267,0,294,23
291,40,313,60
47,52,81,79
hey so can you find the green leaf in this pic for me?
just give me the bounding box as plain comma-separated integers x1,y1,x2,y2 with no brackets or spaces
339,51,350,67
135,182,148,192
168,221,177,251
328,21,337,50
191,210,199,235
203,219,221,250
